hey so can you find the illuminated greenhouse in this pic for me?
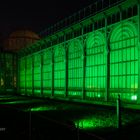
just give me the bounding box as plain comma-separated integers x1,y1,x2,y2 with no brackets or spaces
1,0,140,108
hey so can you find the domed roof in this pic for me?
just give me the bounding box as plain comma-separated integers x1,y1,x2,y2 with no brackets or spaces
3,30,40,52
9,30,40,39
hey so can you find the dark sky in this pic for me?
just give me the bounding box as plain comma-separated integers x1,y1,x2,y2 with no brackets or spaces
0,0,97,38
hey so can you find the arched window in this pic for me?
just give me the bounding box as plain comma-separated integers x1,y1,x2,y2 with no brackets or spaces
68,39,83,97
54,45,65,96
85,31,106,100
42,49,52,96
110,21,138,102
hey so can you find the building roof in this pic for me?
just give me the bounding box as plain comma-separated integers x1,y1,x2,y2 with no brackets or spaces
9,30,40,39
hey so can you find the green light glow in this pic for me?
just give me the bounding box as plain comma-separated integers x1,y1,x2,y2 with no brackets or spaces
0,78,4,86
34,89,41,93
97,94,101,98
25,106,57,112
0,100,34,105
74,116,116,130
75,119,94,129
131,95,137,101
0,95,24,100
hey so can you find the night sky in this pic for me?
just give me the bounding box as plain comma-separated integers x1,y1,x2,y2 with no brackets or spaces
0,0,97,39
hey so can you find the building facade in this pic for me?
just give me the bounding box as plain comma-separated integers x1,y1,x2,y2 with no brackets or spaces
2,0,140,107
0,30,40,93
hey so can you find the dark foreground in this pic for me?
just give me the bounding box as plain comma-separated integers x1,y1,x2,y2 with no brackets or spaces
0,95,140,140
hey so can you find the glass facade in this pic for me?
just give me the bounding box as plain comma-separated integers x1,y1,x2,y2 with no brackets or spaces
0,53,17,93
18,19,139,104
16,0,140,106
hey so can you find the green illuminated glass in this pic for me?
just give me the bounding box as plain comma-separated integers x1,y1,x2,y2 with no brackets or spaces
85,31,106,100
110,21,138,102
18,19,139,104
26,56,32,96
0,53,16,92
19,58,26,95
54,45,65,96
33,54,41,96
42,50,52,96
68,39,83,97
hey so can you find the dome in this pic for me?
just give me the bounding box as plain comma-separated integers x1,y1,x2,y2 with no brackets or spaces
9,30,40,39
3,30,40,52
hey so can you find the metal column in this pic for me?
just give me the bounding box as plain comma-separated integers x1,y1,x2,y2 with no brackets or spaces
137,1,140,103
65,44,68,98
105,15,110,102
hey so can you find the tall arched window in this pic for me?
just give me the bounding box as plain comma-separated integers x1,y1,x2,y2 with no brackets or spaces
85,31,106,100
54,45,65,96
42,49,52,96
110,21,138,102
68,39,83,98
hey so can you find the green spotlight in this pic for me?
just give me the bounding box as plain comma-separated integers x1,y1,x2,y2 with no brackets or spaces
131,95,137,101
25,106,57,112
